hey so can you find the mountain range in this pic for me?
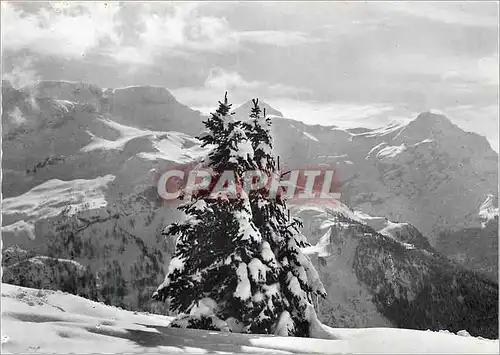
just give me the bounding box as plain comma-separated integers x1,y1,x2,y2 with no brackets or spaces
2,80,498,337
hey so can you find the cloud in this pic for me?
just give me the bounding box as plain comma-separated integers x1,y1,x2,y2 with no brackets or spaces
204,68,260,90
101,3,316,65
172,68,311,113
130,4,236,59
2,57,40,89
236,31,315,46
477,56,500,87
441,55,499,87
1,2,225,65
1,2,121,58
103,4,231,65
0,2,331,68
265,99,407,127
8,107,27,126
384,2,498,28
366,52,499,105
0,2,307,67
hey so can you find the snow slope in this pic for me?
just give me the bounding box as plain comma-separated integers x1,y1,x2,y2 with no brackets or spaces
2,284,497,354
1,175,115,241
479,194,499,226
2,175,114,222
1,175,115,245
80,116,210,163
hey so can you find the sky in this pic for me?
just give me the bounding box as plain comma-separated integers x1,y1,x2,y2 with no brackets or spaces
2,1,499,150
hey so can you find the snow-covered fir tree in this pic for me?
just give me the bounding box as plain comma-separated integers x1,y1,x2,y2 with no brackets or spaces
242,99,327,337
153,95,327,337
153,93,288,334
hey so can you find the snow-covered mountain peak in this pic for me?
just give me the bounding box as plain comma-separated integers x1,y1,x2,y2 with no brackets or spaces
389,112,456,142
413,111,456,125
392,111,493,150
234,99,284,119
104,85,178,105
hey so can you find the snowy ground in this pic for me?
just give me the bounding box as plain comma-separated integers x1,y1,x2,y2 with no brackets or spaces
2,284,498,354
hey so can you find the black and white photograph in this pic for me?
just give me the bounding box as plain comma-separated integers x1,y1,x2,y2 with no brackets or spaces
1,1,499,353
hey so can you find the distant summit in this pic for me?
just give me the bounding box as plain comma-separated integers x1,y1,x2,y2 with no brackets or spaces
409,111,458,130
234,99,284,119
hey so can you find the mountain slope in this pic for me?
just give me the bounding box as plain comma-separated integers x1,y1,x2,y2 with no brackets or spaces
270,111,497,238
2,81,209,198
294,203,498,339
266,109,498,276
1,176,183,312
4,80,496,239
16,80,205,135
